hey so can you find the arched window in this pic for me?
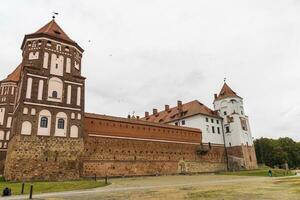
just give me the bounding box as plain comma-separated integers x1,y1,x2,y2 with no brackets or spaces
40,117,48,128
48,77,63,102
57,118,65,129
52,91,58,98
55,112,67,137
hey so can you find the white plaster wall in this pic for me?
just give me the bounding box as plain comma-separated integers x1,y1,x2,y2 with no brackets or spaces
47,77,63,102
37,110,51,136
21,121,32,135
74,60,80,70
66,58,71,73
67,85,71,104
70,125,78,138
29,52,39,60
0,108,5,125
76,87,81,106
214,97,254,147
38,80,44,100
55,112,67,137
168,114,224,144
0,131,4,140
6,117,12,128
26,78,33,99
50,54,64,76
43,52,49,69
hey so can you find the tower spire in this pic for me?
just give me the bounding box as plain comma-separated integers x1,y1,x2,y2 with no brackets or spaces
52,12,59,20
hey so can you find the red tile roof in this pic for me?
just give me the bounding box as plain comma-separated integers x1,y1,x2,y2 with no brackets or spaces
21,19,83,52
141,100,221,123
1,63,22,82
214,83,242,101
34,19,74,43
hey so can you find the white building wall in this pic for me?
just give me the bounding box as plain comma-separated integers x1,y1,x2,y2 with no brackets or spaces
0,108,5,125
50,54,64,76
168,114,224,144
214,97,254,147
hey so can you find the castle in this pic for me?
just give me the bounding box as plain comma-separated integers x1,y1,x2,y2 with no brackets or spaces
0,19,257,181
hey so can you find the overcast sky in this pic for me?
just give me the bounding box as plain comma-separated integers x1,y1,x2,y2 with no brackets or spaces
0,0,299,140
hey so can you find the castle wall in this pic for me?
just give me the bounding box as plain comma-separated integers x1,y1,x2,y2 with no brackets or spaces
82,114,227,177
4,135,84,181
227,145,257,170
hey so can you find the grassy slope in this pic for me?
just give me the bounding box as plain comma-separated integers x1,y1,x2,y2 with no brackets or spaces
217,168,295,177
0,180,107,195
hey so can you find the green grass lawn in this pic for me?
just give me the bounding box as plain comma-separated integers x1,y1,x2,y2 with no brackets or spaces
217,168,296,177
0,179,108,196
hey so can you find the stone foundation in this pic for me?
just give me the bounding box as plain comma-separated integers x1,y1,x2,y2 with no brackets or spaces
4,135,84,181
227,145,257,170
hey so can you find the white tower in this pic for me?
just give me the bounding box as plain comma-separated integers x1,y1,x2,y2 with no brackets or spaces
213,83,253,148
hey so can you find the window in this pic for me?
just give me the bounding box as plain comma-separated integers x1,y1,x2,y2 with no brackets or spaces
40,117,48,128
224,111,227,115
52,91,58,98
229,142,231,147
208,142,211,149
225,126,230,133
175,122,178,126
206,118,208,122
211,119,214,123
216,120,219,124
241,111,244,115
181,120,185,125
217,127,220,134
206,125,209,132
57,118,65,129
246,142,249,146
212,126,215,133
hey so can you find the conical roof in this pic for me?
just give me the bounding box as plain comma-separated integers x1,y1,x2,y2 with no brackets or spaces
21,19,83,52
214,83,242,101
34,19,74,43
1,63,22,82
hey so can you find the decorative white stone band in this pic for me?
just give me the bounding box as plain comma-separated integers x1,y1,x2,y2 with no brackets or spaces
65,80,83,86
24,102,81,111
25,37,83,53
88,133,200,145
27,73,48,79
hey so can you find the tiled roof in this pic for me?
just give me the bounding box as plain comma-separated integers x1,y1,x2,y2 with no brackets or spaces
1,63,22,82
141,100,221,123
85,112,200,132
214,83,242,101
34,19,74,43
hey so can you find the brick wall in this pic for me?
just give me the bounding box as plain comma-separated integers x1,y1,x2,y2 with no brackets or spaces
4,135,84,181
82,114,227,177
227,145,257,170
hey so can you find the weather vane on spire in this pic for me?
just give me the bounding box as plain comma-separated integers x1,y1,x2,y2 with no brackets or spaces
52,12,59,19
224,77,226,83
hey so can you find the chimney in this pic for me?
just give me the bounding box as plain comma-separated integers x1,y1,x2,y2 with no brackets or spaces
165,105,170,111
177,100,183,112
153,108,158,115
127,114,131,119
136,116,140,120
214,94,217,99
145,111,149,118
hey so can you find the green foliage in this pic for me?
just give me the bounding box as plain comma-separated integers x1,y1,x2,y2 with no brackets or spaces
217,168,295,177
254,137,300,168
0,180,108,196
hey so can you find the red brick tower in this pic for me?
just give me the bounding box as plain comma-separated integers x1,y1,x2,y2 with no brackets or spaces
4,19,85,181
